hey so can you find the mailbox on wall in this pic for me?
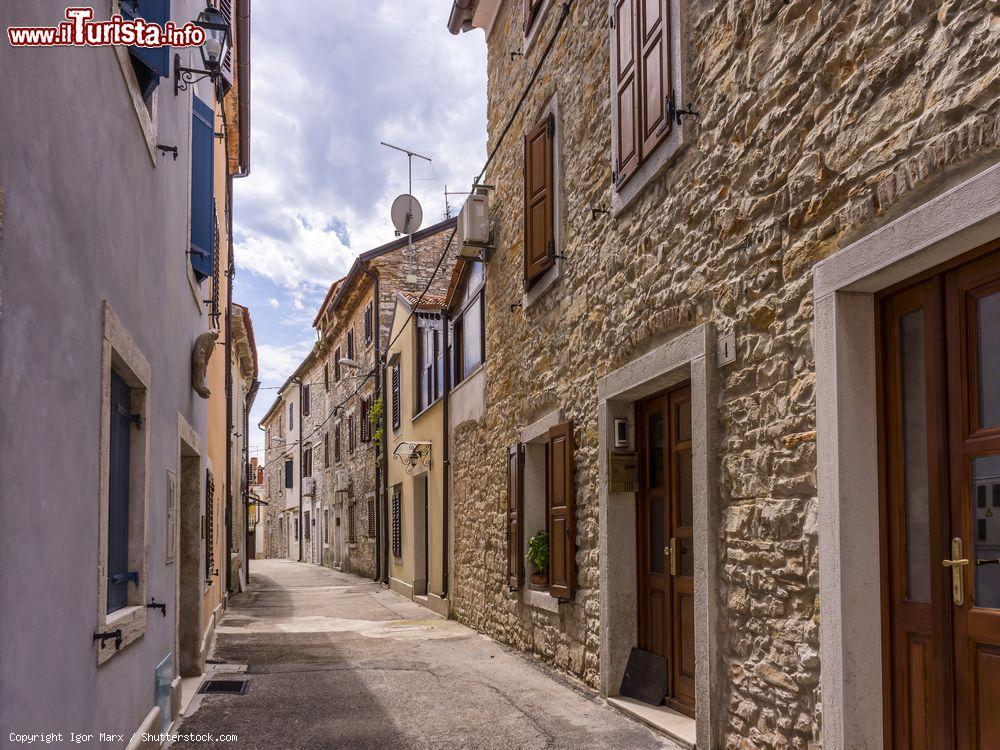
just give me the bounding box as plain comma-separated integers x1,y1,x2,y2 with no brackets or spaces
609,452,638,493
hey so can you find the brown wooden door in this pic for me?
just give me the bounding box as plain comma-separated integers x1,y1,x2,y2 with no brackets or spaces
881,245,1000,749
637,384,695,716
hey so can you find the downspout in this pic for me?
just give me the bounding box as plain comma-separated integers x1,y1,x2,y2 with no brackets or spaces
224,175,235,596
441,309,451,599
293,376,303,562
361,265,385,583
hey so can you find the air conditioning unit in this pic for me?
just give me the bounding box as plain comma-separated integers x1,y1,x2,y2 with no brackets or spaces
302,477,316,497
334,470,350,494
458,192,491,259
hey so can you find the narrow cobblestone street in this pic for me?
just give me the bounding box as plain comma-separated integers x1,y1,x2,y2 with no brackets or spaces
171,560,678,750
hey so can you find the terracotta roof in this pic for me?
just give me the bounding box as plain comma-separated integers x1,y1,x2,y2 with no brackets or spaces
401,291,448,310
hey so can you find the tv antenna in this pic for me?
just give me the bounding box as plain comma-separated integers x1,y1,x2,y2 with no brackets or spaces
381,141,432,279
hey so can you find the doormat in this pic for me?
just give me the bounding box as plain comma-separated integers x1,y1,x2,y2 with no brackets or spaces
619,648,669,706
198,679,250,695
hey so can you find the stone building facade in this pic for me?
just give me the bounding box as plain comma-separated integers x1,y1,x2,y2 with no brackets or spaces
446,1,1000,748
261,219,459,581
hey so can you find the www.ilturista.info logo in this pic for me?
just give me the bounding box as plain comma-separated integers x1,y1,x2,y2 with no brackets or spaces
6,7,205,48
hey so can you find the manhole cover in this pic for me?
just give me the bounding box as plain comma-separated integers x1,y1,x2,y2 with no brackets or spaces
199,679,250,695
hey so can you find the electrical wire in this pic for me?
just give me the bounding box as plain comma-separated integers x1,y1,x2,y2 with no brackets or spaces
256,0,574,479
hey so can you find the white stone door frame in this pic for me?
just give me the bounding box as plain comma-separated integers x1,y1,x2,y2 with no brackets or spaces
596,323,723,749
814,162,1000,750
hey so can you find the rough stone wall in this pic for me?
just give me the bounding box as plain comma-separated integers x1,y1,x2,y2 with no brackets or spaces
262,405,289,560
449,1,1000,747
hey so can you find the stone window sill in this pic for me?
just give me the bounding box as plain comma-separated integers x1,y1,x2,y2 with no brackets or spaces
521,587,559,613
97,605,147,666
522,261,562,311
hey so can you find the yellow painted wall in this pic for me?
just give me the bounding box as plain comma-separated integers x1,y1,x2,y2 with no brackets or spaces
386,298,447,613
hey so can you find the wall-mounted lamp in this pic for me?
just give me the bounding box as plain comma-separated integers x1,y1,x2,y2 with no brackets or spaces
392,441,432,476
174,5,232,96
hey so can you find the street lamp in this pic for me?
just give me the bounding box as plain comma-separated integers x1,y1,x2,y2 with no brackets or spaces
174,5,232,96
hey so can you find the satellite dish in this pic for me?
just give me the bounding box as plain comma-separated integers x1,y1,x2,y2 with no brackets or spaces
391,194,423,235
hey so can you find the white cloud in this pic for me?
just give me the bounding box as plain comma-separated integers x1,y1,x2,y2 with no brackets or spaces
256,340,314,383
268,297,279,308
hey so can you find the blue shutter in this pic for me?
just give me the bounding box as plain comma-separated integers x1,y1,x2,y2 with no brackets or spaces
107,372,132,614
119,0,172,79
190,96,215,281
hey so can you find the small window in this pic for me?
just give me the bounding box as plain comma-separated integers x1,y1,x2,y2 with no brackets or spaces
288,403,294,431
120,0,171,103
360,397,371,443
324,363,330,392
391,487,402,558
334,348,342,382
452,262,486,384
302,385,311,417
364,302,374,345
367,497,376,537
348,504,357,544
348,415,355,454
324,432,330,468
304,510,311,541
284,458,293,489
303,447,313,478
347,330,355,360
107,371,133,614
392,364,401,431
324,509,330,543
416,314,444,413
334,423,342,463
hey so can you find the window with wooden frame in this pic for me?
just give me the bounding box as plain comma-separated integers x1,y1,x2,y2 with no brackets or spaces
507,421,576,599
611,0,673,189
364,301,374,345
324,432,330,468
524,114,555,288
303,446,313,478
304,510,311,541
392,364,401,431
416,314,445,413
367,497,376,537
334,347,342,382
324,509,330,543
348,503,357,544
302,384,311,417
392,487,402,558
348,414,355,454
284,458,293,489
324,363,329,392
334,423,342,463
452,261,486,384
360,396,371,443
347,330,355,361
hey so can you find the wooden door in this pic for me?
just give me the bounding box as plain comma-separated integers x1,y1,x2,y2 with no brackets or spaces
637,384,695,716
880,245,1000,749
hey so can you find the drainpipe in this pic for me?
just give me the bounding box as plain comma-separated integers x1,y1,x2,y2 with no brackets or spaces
361,265,386,583
224,174,235,596
292,376,303,562
441,308,451,599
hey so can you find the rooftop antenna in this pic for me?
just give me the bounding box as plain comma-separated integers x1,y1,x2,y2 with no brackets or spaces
381,141,432,281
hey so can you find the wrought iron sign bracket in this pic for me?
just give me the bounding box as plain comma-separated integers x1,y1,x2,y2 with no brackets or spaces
93,629,123,651
174,53,217,96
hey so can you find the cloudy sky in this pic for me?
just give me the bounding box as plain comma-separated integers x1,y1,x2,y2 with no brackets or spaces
233,1,487,461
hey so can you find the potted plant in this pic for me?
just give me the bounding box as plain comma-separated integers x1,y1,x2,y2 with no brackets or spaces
526,530,549,589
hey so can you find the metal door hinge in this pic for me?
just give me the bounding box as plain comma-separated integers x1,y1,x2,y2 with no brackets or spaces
667,93,700,126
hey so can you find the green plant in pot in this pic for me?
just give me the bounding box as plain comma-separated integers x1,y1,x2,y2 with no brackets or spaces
526,530,549,586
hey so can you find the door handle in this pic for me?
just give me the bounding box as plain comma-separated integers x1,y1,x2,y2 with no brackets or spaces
943,537,968,606
669,537,677,577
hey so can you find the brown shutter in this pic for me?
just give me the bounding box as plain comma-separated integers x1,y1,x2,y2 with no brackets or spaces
524,0,544,33
218,0,235,88
547,421,575,599
637,0,671,161
523,115,555,285
612,0,639,185
507,444,524,590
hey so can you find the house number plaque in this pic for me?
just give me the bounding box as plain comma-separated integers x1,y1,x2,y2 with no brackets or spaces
609,452,638,493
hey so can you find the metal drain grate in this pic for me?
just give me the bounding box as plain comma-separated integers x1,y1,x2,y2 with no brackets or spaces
198,679,250,695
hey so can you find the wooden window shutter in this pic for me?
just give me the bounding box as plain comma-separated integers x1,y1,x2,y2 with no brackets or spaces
206,470,216,580
391,364,401,431
348,415,354,453
507,444,524,590
218,0,235,88
612,0,639,185
523,114,555,285
302,385,310,416
334,348,341,382
364,302,373,344
284,459,293,489
367,497,376,537
334,423,341,462
120,0,172,78
547,421,575,599
524,0,544,33
190,96,215,281
392,488,402,558
324,432,330,468
637,0,672,161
